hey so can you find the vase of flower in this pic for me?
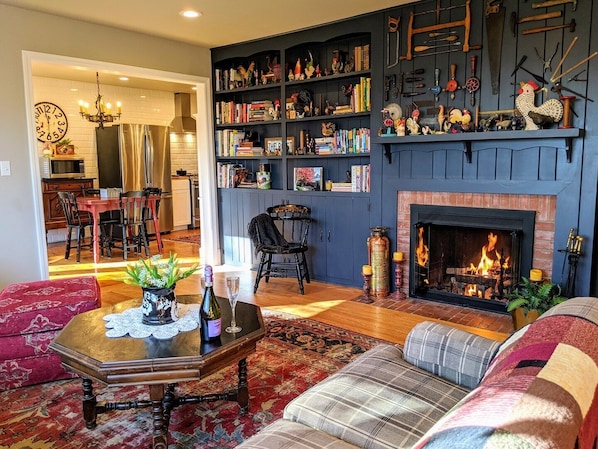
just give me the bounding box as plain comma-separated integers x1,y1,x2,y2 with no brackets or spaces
124,252,199,326
141,285,178,325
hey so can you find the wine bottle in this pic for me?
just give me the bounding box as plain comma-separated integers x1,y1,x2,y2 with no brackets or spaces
200,265,222,341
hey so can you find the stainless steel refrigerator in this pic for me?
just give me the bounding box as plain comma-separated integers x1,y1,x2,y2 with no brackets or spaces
95,124,173,233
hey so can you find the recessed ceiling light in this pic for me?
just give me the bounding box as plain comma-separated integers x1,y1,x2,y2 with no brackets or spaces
119,77,129,81
180,9,201,18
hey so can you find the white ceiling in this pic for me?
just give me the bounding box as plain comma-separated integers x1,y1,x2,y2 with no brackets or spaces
3,0,415,92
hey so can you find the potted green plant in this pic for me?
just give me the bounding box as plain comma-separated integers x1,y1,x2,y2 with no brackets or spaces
124,253,199,325
506,277,568,330
55,138,75,155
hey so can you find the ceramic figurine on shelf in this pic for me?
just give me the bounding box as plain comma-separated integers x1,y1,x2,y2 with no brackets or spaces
515,80,564,130
294,58,303,80
288,69,294,81
315,64,321,77
331,50,343,74
304,51,315,79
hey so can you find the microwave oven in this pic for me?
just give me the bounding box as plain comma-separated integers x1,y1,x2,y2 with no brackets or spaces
40,157,86,179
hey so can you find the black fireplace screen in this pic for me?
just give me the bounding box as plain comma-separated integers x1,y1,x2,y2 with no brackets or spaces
409,205,535,313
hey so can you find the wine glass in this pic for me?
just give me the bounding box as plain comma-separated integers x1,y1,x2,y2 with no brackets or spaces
225,276,242,333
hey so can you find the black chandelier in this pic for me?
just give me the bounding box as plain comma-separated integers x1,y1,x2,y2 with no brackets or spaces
79,72,122,128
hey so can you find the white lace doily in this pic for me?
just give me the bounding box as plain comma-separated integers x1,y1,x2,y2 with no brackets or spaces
104,304,200,339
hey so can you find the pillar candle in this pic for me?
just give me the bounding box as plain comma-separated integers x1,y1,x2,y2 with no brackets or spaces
362,264,372,275
393,251,404,262
529,269,542,282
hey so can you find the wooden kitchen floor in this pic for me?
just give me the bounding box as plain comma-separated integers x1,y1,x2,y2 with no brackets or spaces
47,229,513,344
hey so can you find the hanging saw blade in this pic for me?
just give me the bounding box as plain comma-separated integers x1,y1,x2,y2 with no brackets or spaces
485,0,505,95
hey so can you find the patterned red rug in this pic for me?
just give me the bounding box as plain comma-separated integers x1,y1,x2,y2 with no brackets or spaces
0,311,386,448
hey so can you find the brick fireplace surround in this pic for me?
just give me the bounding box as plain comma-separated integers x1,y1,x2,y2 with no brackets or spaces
396,191,556,298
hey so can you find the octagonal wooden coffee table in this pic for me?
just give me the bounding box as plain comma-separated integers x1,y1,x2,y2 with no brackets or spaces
50,294,265,449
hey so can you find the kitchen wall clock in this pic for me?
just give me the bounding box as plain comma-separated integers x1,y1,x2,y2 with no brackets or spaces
34,101,69,143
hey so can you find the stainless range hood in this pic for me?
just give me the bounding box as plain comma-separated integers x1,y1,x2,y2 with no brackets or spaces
170,93,196,133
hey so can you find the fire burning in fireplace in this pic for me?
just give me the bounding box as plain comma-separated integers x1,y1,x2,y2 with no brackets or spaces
410,205,535,313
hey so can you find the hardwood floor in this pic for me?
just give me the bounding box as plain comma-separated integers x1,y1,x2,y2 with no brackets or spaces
47,229,513,344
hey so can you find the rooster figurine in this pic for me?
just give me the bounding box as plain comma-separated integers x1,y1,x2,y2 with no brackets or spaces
515,81,563,130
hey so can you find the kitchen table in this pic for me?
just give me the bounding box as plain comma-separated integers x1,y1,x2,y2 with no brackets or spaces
77,195,162,263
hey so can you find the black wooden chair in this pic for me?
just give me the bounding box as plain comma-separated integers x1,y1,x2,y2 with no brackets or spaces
248,204,311,294
57,191,93,263
107,191,150,260
142,186,163,253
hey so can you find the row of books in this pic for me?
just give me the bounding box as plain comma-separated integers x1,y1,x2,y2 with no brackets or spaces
329,165,370,192
352,77,371,113
314,128,370,154
216,163,256,188
215,100,277,125
353,44,371,72
215,129,245,157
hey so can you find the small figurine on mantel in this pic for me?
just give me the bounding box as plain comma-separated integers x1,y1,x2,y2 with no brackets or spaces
515,80,564,130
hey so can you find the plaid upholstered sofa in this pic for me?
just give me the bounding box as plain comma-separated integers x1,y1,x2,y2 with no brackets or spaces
239,297,598,449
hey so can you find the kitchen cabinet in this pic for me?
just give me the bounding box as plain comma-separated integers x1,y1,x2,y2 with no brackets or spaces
171,177,191,230
41,178,94,230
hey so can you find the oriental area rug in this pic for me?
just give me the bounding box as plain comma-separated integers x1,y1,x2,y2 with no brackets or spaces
0,311,386,449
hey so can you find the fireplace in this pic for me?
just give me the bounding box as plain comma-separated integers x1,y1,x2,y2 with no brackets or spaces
409,205,535,313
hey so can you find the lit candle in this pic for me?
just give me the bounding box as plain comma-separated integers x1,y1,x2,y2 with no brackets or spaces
116,101,122,114
106,103,112,114
529,269,543,282
362,264,372,275
78,100,85,113
84,102,90,114
393,251,404,262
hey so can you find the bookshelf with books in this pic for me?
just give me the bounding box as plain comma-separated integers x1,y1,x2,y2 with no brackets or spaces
212,18,379,285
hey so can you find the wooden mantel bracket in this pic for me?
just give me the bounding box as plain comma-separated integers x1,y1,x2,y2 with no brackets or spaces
384,143,392,164
565,137,573,163
464,141,472,163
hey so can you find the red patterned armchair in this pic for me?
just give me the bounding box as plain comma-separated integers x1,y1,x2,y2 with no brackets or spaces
0,277,100,390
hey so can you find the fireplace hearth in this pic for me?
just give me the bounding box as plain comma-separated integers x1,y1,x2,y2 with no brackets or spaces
409,205,535,313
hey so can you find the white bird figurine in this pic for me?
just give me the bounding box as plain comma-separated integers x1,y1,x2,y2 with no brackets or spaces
515,81,563,131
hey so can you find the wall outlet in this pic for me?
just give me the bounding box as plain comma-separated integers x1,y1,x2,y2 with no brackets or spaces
0,161,10,176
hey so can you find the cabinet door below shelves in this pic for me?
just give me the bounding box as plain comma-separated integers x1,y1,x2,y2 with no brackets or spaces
307,194,371,287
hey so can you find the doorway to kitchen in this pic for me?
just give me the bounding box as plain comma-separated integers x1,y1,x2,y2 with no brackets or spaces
22,51,219,276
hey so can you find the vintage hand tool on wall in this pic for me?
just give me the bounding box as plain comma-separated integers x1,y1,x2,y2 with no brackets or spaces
522,18,576,35
465,55,480,106
511,55,549,85
550,37,598,84
403,0,471,61
485,0,505,95
510,11,562,36
387,16,400,68
446,64,459,100
532,0,577,11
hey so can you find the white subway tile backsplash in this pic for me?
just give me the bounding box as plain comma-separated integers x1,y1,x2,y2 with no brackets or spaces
33,77,199,183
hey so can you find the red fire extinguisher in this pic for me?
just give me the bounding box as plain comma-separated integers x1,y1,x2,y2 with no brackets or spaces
367,226,390,297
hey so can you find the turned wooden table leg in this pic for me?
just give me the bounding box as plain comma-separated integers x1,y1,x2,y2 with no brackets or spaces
82,377,97,429
237,358,249,414
150,384,168,449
